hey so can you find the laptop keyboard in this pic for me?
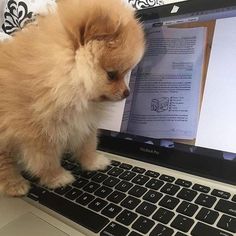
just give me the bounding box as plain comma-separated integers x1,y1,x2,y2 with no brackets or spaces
27,158,236,236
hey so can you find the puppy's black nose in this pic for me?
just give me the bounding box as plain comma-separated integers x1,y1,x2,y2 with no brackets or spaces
123,89,130,98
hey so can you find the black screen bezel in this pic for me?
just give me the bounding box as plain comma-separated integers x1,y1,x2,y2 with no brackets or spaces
98,0,236,185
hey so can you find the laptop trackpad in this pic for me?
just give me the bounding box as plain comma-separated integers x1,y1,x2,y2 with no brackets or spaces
0,213,68,236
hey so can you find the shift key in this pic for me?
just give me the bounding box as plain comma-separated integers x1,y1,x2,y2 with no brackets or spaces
215,199,236,217
192,222,233,236
39,191,109,233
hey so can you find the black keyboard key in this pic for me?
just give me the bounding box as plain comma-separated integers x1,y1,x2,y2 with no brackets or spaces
83,181,100,193
136,201,157,217
72,177,89,188
107,191,126,204
111,160,121,166
176,201,198,217
132,175,149,185
128,185,147,198
115,181,133,192
128,232,142,236
101,203,122,218
175,179,192,188
195,193,216,208
121,196,141,210
72,166,82,176
177,188,197,201
61,160,69,167
217,214,236,233
54,185,72,195
161,183,180,196
64,188,82,200
145,170,159,178
103,177,120,187
63,162,76,170
23,172,39,183
175,232,187,236
152,207,175,224
88,198,107,212
119,171,136,181
116,209,138,226
232,195,236,202
28,184,48,201
81,171,97,179
120,163,133,170
150,223,174,236
171,214,194,233
132,167,146,174
61,159,68,166
91,173,108,183
39,191,109,233
196,207,219,224
143,190,163,203
160,174,175,182
108,167,124,177
100,165,112,173
132,216,155,234
192,184,210,193
76,193,95,205
146,179,164,190
101,222,129,236
159,195,180,210
215,199,236,217
211,189,231,199
191,222,233,236
94,186,113,198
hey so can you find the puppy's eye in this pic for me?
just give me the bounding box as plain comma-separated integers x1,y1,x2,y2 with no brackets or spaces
107,71,118,80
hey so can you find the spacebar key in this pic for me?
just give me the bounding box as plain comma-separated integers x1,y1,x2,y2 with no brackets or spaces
39,191,109,233
191,222,233,236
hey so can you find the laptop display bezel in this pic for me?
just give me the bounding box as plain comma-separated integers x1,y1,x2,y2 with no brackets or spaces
98,0,236,185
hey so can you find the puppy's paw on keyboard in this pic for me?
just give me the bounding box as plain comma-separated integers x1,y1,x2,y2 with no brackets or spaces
82,154,111,171
40,169,75,189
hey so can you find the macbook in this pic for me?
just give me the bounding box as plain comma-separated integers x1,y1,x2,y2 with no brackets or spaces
0,0,235,235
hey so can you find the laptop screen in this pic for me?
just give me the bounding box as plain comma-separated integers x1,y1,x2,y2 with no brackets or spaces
99,1,236,183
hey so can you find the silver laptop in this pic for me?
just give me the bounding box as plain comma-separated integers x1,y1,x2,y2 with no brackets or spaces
0,0,235,235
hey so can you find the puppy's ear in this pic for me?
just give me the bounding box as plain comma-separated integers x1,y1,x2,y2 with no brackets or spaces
58,0,127,48
81,12,121,45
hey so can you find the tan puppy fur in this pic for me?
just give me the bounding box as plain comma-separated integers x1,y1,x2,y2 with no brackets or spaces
0,0,145,196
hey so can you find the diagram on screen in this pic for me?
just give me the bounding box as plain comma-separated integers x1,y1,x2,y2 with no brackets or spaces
151,97,169,112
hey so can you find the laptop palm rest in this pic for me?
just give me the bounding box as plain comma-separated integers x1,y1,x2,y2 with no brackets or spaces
0,213,68,236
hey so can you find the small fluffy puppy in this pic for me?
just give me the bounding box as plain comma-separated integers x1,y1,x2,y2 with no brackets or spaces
0,0,145,196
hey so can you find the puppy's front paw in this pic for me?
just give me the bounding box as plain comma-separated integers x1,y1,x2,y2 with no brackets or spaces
40,169,75,189
3,178,30,197
81,154,111,171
